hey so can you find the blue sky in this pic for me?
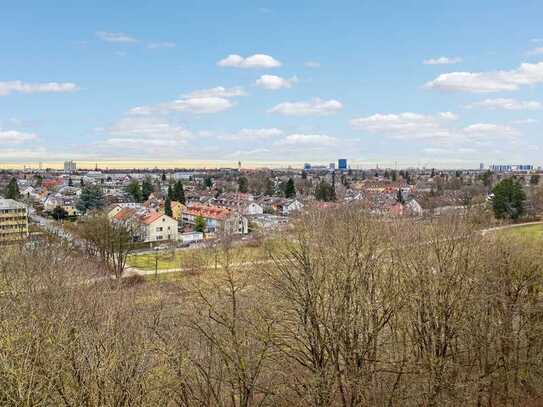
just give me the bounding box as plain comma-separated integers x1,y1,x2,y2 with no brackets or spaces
1,0,542,168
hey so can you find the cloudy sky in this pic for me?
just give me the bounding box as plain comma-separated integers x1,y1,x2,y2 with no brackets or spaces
1,0,542,168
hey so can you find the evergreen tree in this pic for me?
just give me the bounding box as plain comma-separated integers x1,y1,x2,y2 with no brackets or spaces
52,205,68,220
161,171,167,182
481,170,493,189
285,178,296,198
204,177,213,189
80,178,84,187
238,176,249,193
301,170,307,180
315,180,335,202
265,178,274,196
126,180,143,202
530,174,540,185
5,177,20,199
164,195,173,217
68,177,73,187
34,174,43,187
172,181,186,204
391,170,397,182
76,185,105,214
492,178,526,220
141,176,154,201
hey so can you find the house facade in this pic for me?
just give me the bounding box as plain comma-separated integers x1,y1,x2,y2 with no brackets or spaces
0,199,28,244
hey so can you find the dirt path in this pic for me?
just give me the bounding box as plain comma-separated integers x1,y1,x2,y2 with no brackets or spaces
480,221,543,236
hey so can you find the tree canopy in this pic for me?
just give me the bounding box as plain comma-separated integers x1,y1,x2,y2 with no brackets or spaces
285,178,296,198
314,180,336,202
492,178,526,220
238,176,248,193
76,185,105,214
141,176,154,201
126,180,143,203
5,177,20,199
194,215,206,233
171,180,186,204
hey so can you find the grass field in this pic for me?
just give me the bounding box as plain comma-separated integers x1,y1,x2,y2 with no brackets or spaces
498,223,543,241
127,241,278,271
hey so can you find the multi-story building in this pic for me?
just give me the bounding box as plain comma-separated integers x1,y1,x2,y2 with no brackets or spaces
113,207,179,242
490,164,533,172
0,198,29,244
338,158,348,171
63,160,77,173
183,204,248,235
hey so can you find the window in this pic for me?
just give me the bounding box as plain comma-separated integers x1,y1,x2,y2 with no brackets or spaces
156,235,163,241
156,227,163,232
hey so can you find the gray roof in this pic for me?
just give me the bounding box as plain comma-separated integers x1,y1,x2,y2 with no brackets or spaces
0,198,26,210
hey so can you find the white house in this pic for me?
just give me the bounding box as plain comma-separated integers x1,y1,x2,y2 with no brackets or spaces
113,208,178,242
281,199,304,216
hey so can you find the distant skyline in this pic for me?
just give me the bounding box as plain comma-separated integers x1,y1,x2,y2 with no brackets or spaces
1,0,542,168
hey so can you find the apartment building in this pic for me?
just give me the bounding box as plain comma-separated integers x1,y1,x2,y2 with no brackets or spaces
0,198,29,244
183,203,248,235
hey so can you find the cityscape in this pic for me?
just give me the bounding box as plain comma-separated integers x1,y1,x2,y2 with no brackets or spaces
2,1,543,405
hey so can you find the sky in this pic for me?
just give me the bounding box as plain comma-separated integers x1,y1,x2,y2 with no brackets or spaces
1,0,543,169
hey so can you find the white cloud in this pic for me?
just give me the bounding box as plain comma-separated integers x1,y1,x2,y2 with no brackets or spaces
0,81,80,96
305,61,321,68
221,128,283,140
128,86,245,115
350,112,448,139
99,116,191,151
256,75,297,90
166,97,233,114
439,111,459,120
229,148,271,157
463,123,519,139
0,148,49,160
148,42,176,49
184,86,246,98
423,56,462,65
466,98,542,110
217,54,281,68
276,134,338,146
350,112,520,145
0,130,38,144
269,98,343,116
95,31,138,43
424,61,543,92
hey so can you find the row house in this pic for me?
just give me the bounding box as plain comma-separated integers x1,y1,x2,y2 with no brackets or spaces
256,196,304,216
183,203,248,235
215,192,263,216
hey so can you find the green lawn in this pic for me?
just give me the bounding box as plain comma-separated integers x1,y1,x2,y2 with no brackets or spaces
127,241,278,271
499,224,543,241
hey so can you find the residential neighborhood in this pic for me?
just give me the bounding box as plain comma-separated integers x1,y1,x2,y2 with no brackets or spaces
2,159,542,249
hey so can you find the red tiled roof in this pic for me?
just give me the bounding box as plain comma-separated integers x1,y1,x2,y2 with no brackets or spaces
185,203,231,220
114,207,163,225
140,211,162,225
114,207,137,221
